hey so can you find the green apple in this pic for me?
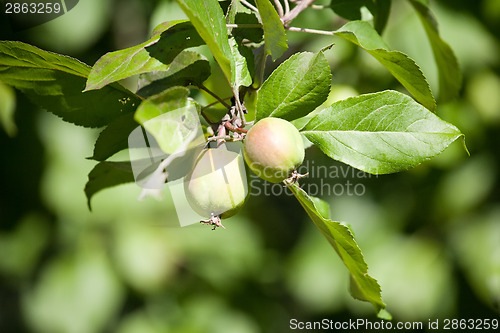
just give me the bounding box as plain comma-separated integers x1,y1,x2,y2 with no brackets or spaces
243,117,305,183
184,148,247,221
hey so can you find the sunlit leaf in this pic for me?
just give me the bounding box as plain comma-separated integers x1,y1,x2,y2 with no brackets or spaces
257,51,331,121
228,37,253,88
255,0,287,60
288,184,388,318
301,90,462,174
409,0,462,102
85,21,204,91
134,86,202,155
336,20,436,111
175,0,234,84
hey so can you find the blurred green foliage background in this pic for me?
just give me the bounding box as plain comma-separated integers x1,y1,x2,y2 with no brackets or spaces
1,0,499,332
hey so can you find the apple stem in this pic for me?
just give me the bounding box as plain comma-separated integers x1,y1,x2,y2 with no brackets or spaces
200,214,226,230
224,122,248,134
283,169,309,186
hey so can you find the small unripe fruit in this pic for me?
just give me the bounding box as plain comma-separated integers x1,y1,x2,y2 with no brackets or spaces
243,117,305,183
184,148,247,220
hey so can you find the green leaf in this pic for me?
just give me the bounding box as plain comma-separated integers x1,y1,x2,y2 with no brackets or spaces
232,13,264,43
0,80,17,136
85,161,135,210
229,37,253,88
301,90,462,174
288,184,388,317
225,1,255,89
134,86,202,155
257,52,331,121
330,0,392,34
309,196,330,219
336,20,436,111
136,51,211,98
89,113,138,161
330,0,373,20
255,0,287,61
175,0,234,84
409,0,462,102
85,21,204,91
0,41,140,128
373,0,392,34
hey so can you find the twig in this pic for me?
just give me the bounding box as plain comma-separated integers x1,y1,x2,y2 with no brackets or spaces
226,23,262,28
273,0,284,17
286,26,335,36
200,96,233,111
232,87,247,127
200,110,216,125
199,84,231,109
207,135,233,142
284,0,290,14
224,122,248,134
281,0,316,25
240,0,258,12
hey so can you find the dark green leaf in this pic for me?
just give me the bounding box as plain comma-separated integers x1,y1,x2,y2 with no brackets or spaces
373,0,392,34
136,51,211,98
255,0,287,60
89,113,138,161
257,52,331,121
175,0,234,84
330,0,392,34
85,161,135,210
225,0,240,26
330,0,373,20
336,20,436,111
301,90,463,174
233,13,264,43
226,0,263,43
134,86,202,154
85,21,204,91
229,37,253,88
0,80,16,136
0,41,140,128
409,0,462,102
288,184,388,317
202,107,228,124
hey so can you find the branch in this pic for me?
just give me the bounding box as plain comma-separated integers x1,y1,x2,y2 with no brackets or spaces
207,135,233,142
286,26,335,36
273,0,284,17
200,110,216,125
231,87,247,127
284,0,290,14
224,122,248,134
281,0,316,25
226,24,262,28
240,0,258,12
199,84,231,109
